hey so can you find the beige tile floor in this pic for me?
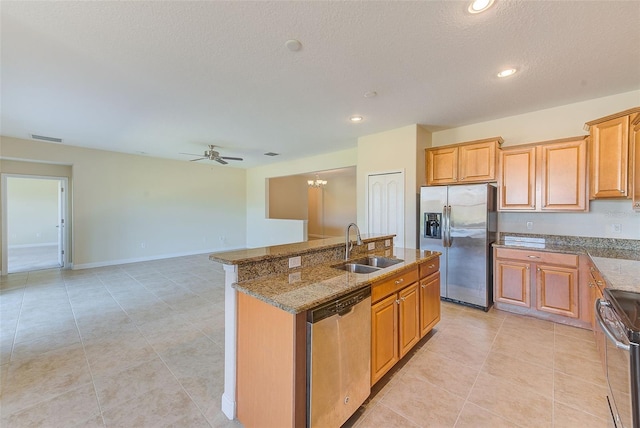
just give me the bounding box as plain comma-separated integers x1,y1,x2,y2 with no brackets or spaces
1,255,610,427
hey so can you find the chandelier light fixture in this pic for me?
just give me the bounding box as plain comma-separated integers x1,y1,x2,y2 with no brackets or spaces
307,175,327,188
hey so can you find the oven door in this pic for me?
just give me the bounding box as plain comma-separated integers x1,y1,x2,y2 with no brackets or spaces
596,298,634,428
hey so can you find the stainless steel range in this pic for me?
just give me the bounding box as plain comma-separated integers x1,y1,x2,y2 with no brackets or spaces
596,288,640,428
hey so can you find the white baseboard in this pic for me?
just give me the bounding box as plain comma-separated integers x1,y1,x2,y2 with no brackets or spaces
72,247,243,270
8,242,58,249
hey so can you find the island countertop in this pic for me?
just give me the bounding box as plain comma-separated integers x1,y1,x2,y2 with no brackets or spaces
232,247,441,314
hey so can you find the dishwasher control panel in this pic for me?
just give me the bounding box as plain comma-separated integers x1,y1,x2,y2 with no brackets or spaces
308,287,371,323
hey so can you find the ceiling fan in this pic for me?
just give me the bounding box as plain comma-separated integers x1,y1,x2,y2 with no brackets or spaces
180,145,243,165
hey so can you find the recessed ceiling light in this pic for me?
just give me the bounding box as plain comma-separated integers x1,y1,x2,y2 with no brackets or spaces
350,115,363,123
497,68,517,78
285,39,302,52
468,0,495,14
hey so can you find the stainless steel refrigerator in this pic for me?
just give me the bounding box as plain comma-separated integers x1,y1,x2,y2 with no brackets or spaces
419,183,497,310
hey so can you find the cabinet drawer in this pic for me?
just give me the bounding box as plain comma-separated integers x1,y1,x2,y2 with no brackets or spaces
495,248,578,267
372,268,419,303
419,258,440,279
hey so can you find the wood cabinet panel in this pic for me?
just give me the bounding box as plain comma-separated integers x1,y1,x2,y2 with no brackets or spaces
371,293,399,385
499,147,536,210
536,264,579,318
495,248,578,267
495,259,531,307
372,267,419,303
427,146,458,185
632,114,640,210
589,115,629,198
419,272,441,337
398,283,420,358
426,137,502,185
541,139,587,211
459,140,498,183
419,258,440,279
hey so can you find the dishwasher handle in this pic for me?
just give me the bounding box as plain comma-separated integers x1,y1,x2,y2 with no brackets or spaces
308,287,371,323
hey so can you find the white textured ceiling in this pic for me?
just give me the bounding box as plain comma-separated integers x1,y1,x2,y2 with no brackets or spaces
2,1,639,168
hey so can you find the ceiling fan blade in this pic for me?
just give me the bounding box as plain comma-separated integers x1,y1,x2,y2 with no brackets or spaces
190,158,206,162
220,156,243,161
215,158,228,165
180,152,203,156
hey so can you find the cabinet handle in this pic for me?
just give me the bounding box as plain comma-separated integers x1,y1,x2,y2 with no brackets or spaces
396,299,401,305
401,297,406,302
395,278,404,285
620,190,625,194
526,266,530,270
596,280,604,286
588,282,594,288
537,267,541,272
428,264,435,269
527,255,540,259
590,266,596,272
421,284,426,288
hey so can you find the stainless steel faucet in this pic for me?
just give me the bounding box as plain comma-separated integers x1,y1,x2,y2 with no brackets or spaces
345,223,363,260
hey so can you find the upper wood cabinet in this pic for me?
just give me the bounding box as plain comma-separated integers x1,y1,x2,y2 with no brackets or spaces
498,137,588,212
632,114,640,210
585,107,640,200
426,137,503,185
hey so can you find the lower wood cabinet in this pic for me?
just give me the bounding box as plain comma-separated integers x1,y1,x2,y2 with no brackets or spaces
371,259,441,385
494,248,583,323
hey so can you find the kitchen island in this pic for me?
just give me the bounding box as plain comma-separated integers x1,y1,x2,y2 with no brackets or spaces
210,234,440,427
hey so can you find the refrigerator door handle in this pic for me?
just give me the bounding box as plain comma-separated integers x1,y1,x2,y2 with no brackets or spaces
442,205,448,247
447,205,452,247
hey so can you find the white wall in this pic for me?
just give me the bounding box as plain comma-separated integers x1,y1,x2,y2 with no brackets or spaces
357,124,431,249
268,175,309,220
246,148,357,248
1,136,247,269
322,174,357,237
7,177,59,246
432,90,640,240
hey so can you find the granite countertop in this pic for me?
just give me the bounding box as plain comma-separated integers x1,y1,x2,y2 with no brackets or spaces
493,237,640,293
210,233,395,265
233,247,441,314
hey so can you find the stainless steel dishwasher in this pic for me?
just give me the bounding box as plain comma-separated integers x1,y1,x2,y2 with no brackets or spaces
307,287,371,428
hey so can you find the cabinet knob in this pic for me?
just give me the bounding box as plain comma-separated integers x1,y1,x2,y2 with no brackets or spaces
588,282,594,288
537,267,541,272
421,284,426,288
396,299,401,305
401,296,406,302
527,255,540,259
526,266,530,270
620,190,625,194
395,278,404,285
596,280,604,286
531,204,535,208
428,264,435,269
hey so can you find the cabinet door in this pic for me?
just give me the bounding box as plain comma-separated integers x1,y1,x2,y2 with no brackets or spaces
458,140,497,183
427,146,458,185
419,272,441,338
536,264,579,318
371,293,399,385
495,259,531,307
540,139,587,211
632,114,640,210
499,147,536,210
590,115,629,198
398,283,420,358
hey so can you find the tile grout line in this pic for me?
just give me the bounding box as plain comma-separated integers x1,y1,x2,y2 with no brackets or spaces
63,271,107,427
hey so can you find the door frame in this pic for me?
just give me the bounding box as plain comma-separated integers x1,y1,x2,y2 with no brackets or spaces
1,174,69,274
366,169,405,247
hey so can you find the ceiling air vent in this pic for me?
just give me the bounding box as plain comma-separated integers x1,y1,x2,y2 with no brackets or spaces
264,152,279,156
31,134,63,143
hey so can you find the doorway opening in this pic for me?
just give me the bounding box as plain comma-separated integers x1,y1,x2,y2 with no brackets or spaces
1,175,68,274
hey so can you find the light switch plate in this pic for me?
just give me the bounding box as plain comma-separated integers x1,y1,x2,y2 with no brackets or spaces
368,242,375,250
613,224,622,233
288,256,301,268
385,239,391,247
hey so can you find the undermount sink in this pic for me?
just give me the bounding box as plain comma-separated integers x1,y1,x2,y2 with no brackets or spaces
333,256,404,274
352,256,404,268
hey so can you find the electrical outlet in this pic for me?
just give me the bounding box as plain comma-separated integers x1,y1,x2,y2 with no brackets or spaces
613,224,622,233
385,239,391,247
289,256,301,268
288,272,301,283
140,242,146,249
526,221,533,230
368,242,375,250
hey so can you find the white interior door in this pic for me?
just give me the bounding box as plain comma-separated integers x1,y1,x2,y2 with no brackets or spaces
367,172,405,247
